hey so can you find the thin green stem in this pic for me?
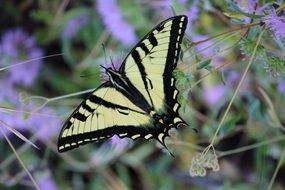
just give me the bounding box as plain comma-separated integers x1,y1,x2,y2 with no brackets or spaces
191,60,233,88
0,105,57,117
189,32,238,60
0,53,63,72
190,22,259,47
0,135,38,170
276,3,285,12
48,88,95,102
210,29,265,145
0,120,39,149
219,135,285,157
268,149,285,190
174,134,285,158
28,88,95,111
0,128,40,190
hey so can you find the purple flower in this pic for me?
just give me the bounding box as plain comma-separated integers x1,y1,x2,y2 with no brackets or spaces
38,173,58,190
184,1,199,29
192,34,214,58
202,84,228,106
61,13,89,39
150,0,173,17
224,70,249,94
191,34,224,66
225,70,241,86
233,0,263,23
28,107,61,142
103,54,123,70
202,70,250,107
100,53,124,80
264,11,285,42
0,80,18,103
178,0,187,5
96,0,137,46
0,103,61,142
0,29,43,87
235,0,257,13
191,33,227,67
277,79,285,95
109,135,131,152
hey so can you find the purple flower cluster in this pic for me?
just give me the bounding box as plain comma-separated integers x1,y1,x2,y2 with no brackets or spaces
202,84,228,106
96,0,137,46
233,0,264,23
0,28,60,141
38,172,58,190
264,11,285,43
0,29,43,86
192,34,226,67
109,135,131,152
183,2,224,67
277,79,285,95
0,105,60,141
184,1,199,29
234,0,285,42
100,53,124,80
178,0,187,5
202,70,249,106
0,80,18,103
150,0,173,17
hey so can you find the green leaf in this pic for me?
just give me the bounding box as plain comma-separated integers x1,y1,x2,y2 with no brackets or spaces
197,58,212,70
224,11,264,19
19,92,30,105
23,109,31,120
30,10,53,25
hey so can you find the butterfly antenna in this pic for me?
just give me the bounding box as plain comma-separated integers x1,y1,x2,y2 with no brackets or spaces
110,56,115,70
102,43,116,70
100,65,108,73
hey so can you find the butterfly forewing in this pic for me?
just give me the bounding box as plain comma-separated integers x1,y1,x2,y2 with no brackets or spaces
120,16,187,114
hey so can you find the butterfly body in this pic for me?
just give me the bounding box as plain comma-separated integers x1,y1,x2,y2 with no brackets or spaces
58,15,188,152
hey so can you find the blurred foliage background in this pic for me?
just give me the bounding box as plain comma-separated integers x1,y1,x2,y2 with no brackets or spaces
0,0,285,190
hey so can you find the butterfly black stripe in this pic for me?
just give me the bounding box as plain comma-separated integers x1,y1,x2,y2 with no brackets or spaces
139,43,150,55
131,50,155,108
148,33,158,46
89,93,146,114
73,112,87,121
